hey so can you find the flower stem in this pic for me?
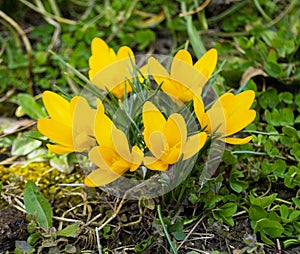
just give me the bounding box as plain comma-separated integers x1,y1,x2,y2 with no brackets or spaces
157,204,178,254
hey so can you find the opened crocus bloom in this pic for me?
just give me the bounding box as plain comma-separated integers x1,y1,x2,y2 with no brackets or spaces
193,90,256,144
147,49,217,102
88,37,137,99
84,106,144,187
142,101,207,170
37,91,98,154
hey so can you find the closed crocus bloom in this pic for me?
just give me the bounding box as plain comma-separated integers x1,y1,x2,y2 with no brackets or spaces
37,91,99,154
148,49,217,102
193,90,256,144
88,37,136,99
142,101,207,170
84,106,144,187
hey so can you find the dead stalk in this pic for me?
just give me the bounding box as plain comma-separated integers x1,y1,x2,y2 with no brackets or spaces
0,10,33,95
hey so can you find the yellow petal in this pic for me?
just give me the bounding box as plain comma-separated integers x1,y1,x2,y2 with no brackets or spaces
94,108,115,148
88,37,116,79
148,57,172,89
238,90,255,109
88,146,114,171
143,156,169,171
193,96,211,132
194,48,217,79
42,91,71,126
163,145,181,164
171,50,193,74
164,113,187,148
171,50,207,98
90,37,109,56
37,118,72,147
179,88,202,103
220,90,255,110
90,58,132,98
142,101,166,134
148,131,167,159
225,109,256,137
206,102,226,134
84,168,122,187
46,144,74,154
171,50,192,82
111,128,131,161
71,96,96,135
110,81,132,99
182,132,207,160
223,136,253,145
117,46,134,60
73,133,96,152
129,145,144,171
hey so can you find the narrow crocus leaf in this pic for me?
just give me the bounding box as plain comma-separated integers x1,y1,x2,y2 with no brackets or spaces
24,181,53,229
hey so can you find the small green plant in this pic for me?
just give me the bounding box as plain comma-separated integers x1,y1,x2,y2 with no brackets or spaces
15,181,79,253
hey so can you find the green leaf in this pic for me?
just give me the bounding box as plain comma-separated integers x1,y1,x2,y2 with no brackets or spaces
263,140,279,157
169,218,186,240
254,218,284,238
64,244,77,253
57,223,79,237
265,109,281,126
259,88,278,109
213,203,237,227
292,198,300,209
135,30,155,50
249,205,268,222
291,143,300,161
27,232,42,246
135,236,153,252
264,61,282,78
15,240,35,253
284,238,300,249
249,193,277,208
11,132,42,156
284,166,300,188
295,115,300,124
280,108,294,126
222,150,237,165
24,181,53,229
229,169,248,193
280,204,290,222
35,51,48,65
260,231,274,245
172,230,186,241
273,159,287,178
282,126,299,139
17,93,47,120
50,154,74,174
279,92,293,104
266,49,277,63
289,210,300,221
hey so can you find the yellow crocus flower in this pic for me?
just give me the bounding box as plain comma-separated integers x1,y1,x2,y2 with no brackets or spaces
142,101,207,170
147,49,217,102
193,90,256,144
37,91,99,154
88,37,136,99
84,106,144,187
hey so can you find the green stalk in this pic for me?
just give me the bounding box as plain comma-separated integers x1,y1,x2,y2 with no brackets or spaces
157,205,178,254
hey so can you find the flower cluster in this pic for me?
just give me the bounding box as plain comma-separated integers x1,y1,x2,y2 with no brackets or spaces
38,37,256,187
